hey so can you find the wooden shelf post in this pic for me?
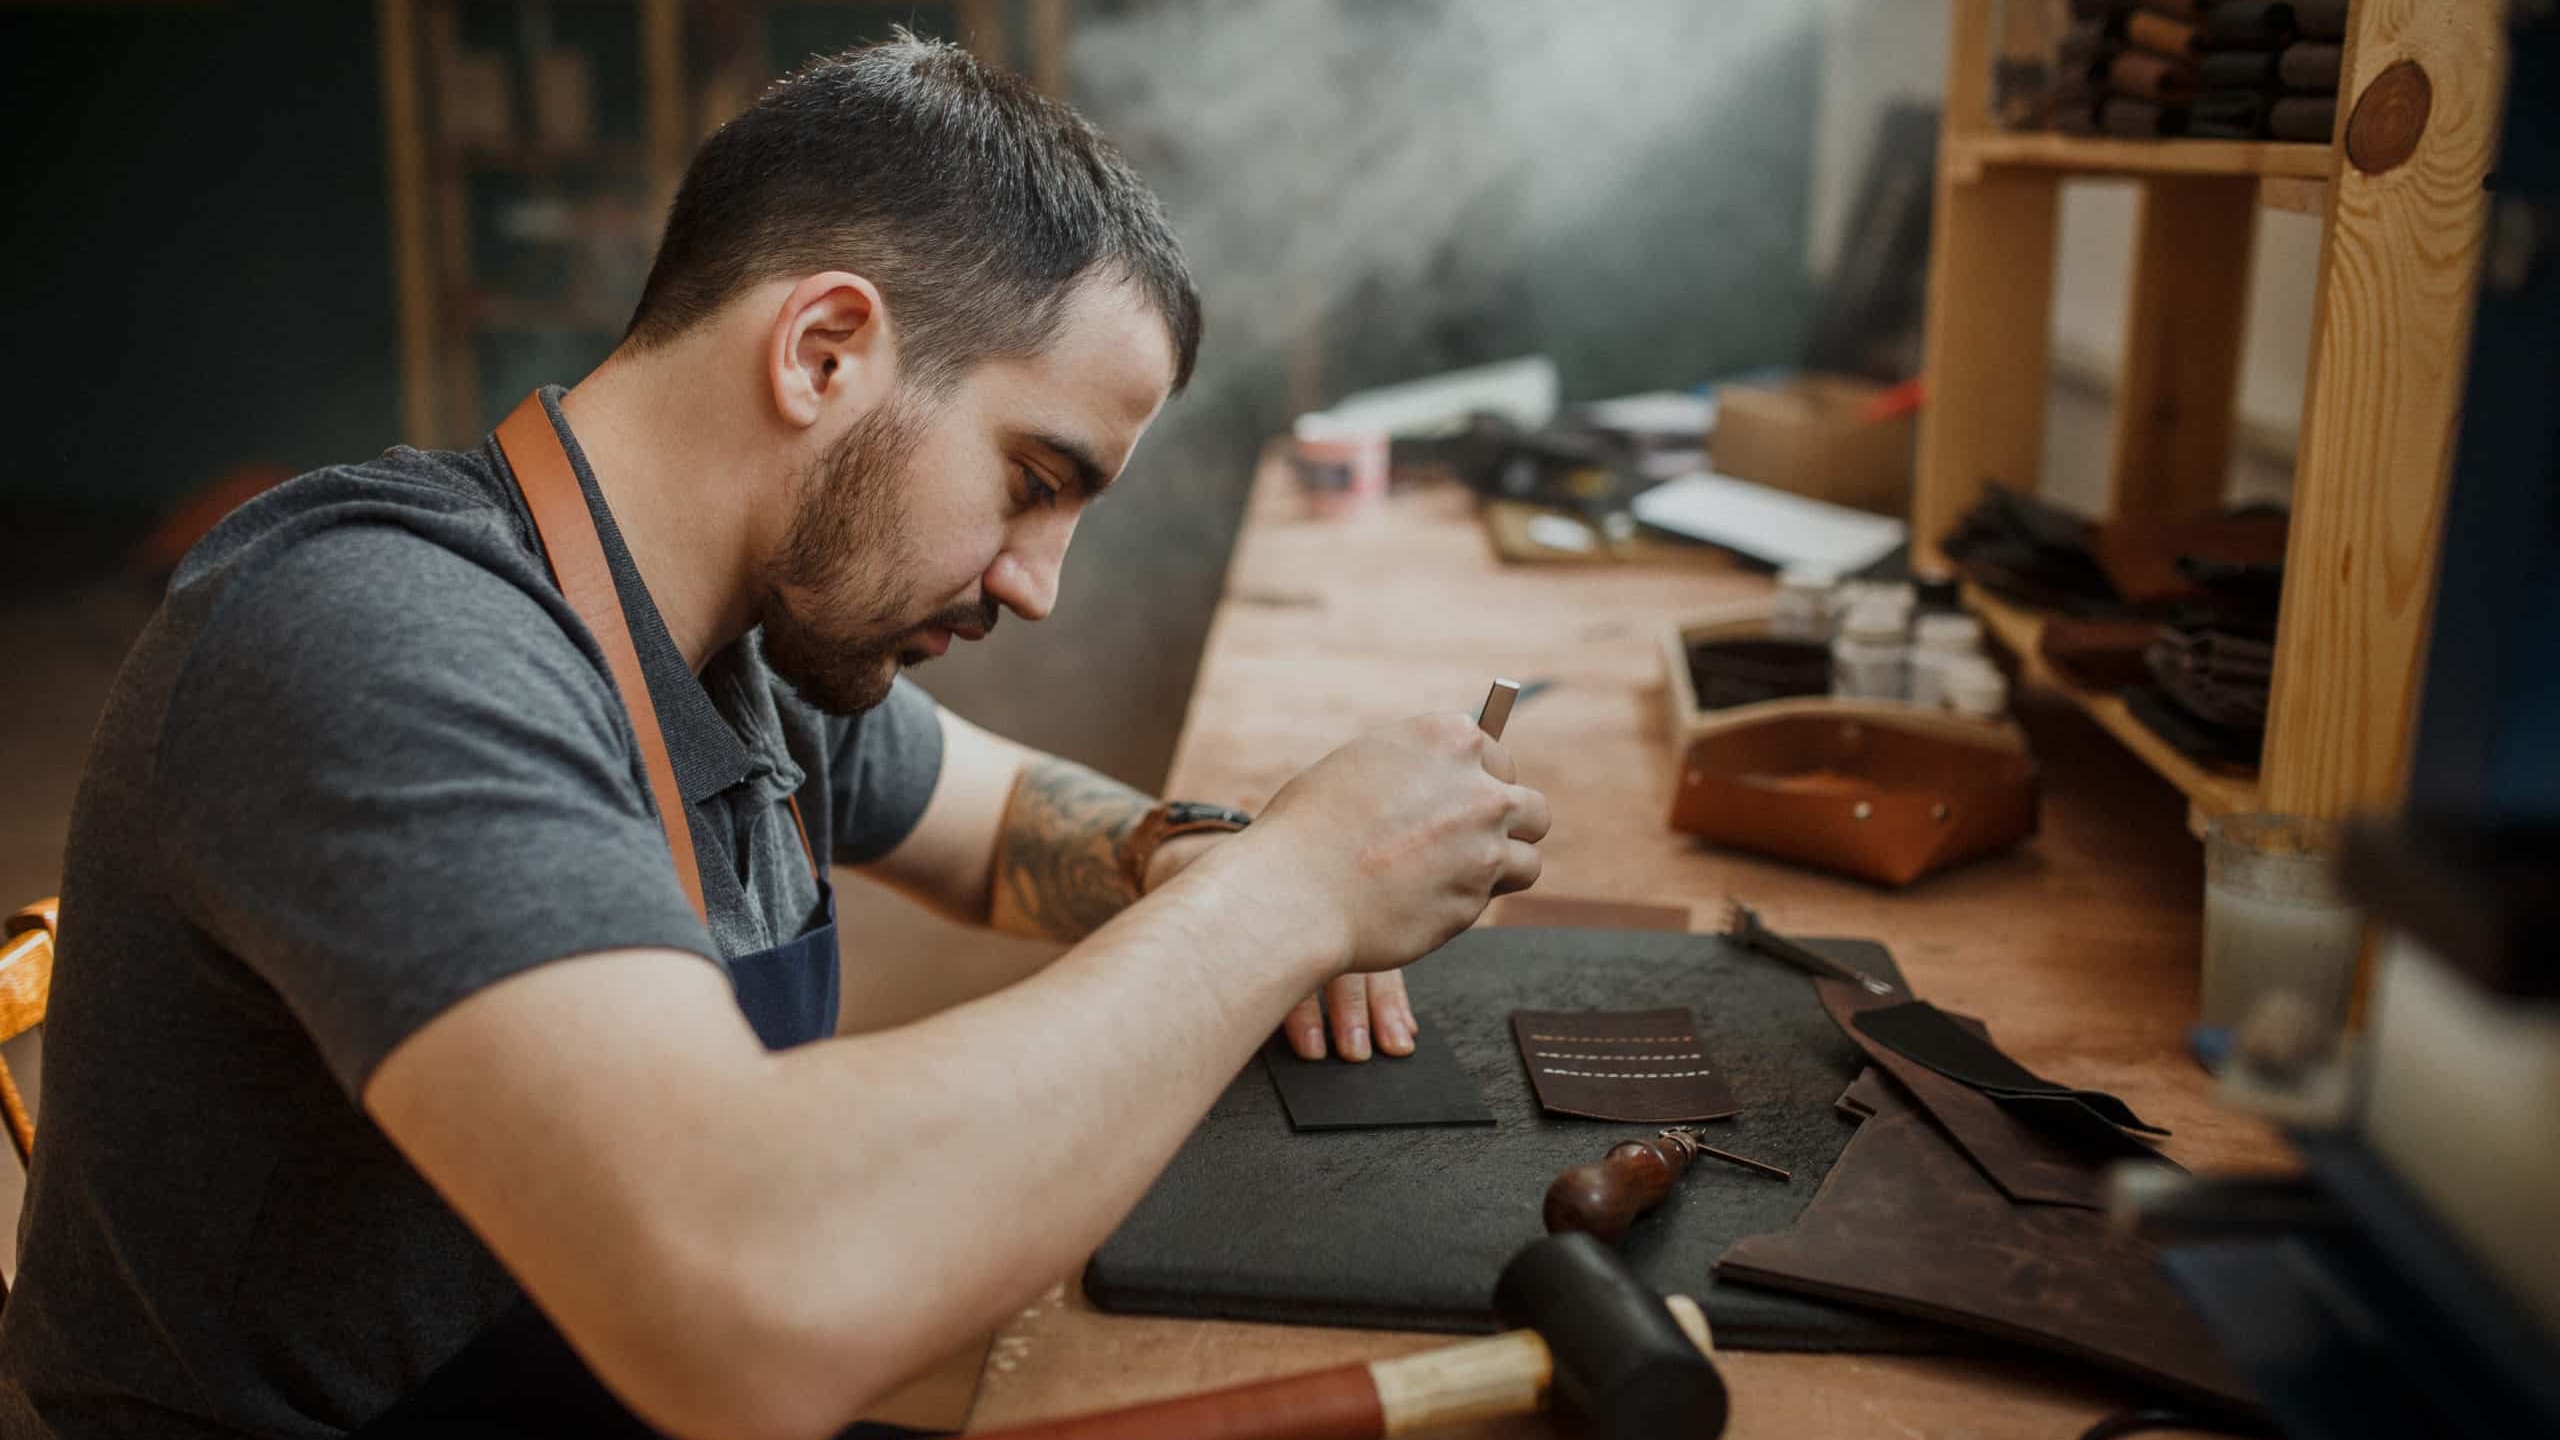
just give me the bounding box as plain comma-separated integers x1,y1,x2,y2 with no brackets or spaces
1913,0,2063,570
2105,175,2259,518
2260,0,2507,821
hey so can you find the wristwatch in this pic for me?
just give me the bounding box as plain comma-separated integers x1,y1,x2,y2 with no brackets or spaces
1123,801,1253,894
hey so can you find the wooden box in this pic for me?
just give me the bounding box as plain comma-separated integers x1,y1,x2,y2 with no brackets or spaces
1709,374,1916,517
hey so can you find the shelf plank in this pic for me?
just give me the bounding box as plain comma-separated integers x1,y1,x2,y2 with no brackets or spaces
1953,131,2335,181
1966,586,2261,826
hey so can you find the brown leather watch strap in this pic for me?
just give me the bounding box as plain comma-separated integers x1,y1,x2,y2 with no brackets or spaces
495,392,709,924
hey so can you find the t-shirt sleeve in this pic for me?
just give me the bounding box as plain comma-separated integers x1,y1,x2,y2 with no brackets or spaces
154,523,716,1097
825,674,946,865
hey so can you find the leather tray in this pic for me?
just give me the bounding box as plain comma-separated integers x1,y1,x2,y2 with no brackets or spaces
1669,701,2040,886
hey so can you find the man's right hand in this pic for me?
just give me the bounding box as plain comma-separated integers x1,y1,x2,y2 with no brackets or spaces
1236,712,1551,975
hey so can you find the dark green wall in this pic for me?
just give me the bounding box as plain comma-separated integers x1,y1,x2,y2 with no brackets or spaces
1,2,399,522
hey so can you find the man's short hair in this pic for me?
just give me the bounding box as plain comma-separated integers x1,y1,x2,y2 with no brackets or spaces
625,33,1200,395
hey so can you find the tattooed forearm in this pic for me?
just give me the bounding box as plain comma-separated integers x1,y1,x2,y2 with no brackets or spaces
989,758,1156,942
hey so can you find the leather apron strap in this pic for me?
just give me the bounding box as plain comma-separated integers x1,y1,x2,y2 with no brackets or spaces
494,392,709,924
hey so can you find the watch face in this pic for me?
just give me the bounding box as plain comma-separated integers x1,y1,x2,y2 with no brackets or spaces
1166,802,1250,830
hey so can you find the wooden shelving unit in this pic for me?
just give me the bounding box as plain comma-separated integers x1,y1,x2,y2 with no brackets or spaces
1949,130,2333,180
376,0,1068,450
1913,0,2508,830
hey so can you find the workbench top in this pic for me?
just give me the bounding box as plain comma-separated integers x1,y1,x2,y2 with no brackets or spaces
964,455,2286,1439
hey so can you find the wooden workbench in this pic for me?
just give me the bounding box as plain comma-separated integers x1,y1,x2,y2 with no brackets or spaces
964,456,2286,1438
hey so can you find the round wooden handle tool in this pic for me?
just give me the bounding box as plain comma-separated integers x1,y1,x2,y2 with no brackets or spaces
1543,1137,1696,1245
964,1330,1557,1440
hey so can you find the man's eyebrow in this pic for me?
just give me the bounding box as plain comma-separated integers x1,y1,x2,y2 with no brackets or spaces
1029,432,1114,500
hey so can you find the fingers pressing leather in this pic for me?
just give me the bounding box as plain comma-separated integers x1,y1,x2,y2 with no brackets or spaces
1366,970,1416,1056
1326,972,1372,1062
1285,993,1327,1060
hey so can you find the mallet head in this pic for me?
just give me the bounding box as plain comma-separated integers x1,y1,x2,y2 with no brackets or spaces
1493,1231,1729,1439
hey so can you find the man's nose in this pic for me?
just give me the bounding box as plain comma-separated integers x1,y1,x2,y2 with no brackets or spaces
986,516,1075,622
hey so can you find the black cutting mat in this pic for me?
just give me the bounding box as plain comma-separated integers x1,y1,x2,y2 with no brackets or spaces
1087,928,1956,1352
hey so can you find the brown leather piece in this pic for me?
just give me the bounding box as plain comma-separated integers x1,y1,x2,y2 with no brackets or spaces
1489,894,1691,932
2086,512,2290,607
1669,718,2039,887
1718,1084,2260,1414
1834,1066,1894,1120
1817,982,2175,1210
495,394,709,925
1511,1008,1737,1124
2039,617,2162,692
2125,8,2200,59
2109,48,2198,102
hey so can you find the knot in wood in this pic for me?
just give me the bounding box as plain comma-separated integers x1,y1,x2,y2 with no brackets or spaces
2347,59,2432,175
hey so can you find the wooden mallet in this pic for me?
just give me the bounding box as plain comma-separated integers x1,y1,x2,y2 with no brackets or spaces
967,1233,1725,1440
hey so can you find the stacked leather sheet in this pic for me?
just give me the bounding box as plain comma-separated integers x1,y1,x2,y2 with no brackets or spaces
2019,0,2351,140
2192,0,2351,140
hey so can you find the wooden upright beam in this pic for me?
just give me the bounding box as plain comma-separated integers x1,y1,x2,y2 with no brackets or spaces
1028,0,1070,98
1912,0,2063,567
2261,0,2507,820
2105,175,2260,518
641,0,687,213
376,0,438,447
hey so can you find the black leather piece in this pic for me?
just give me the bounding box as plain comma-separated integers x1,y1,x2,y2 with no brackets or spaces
2201,2,2298,52
1086,930,1960,1352
2127,684,2266,768
2198,49,2283,90
1852,1000,2170,1138
1262,1028,1495,1131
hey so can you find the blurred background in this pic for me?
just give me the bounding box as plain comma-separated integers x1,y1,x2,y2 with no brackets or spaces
0,0,2320,1003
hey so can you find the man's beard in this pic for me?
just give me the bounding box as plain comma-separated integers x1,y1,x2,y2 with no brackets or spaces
757,390,998,715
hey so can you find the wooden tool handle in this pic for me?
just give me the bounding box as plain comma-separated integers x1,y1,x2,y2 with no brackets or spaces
965,1363,1386,1440
1543,1138,1695,1245
966,1330,1558,1440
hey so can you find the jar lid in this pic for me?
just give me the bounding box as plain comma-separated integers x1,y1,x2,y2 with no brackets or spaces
1944,661,2008,710
1777,562,1839,593
1841,601,1907,643
1914,613,1984,651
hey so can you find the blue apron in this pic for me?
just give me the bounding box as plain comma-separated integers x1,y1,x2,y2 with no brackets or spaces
354,394,852,1439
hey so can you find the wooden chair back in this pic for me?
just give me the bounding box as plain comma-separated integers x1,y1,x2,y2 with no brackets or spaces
0,899,57,1163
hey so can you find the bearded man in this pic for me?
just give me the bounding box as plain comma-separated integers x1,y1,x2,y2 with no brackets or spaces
0,37,1547,1440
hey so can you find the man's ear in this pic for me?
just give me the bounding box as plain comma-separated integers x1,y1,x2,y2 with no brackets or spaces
767,271,894,428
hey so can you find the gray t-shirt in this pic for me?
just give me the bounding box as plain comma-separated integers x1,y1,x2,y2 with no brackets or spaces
0,390,945,1439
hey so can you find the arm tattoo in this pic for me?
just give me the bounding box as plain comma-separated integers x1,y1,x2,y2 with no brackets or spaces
989,758,1155,942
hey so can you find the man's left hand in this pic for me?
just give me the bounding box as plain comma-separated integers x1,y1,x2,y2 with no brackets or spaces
1143,831,1418,1063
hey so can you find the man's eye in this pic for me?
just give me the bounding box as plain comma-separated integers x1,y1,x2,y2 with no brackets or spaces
1017,465,1060,509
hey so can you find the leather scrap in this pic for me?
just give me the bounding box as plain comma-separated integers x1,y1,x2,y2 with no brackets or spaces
1511,1008,1737,1123
1850,1000,2168,1136
1818,981,2176,1210
1262,1028,1494,1132
1717,1083,2261,1414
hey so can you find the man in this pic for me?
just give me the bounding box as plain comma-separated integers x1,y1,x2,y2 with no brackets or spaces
0,36,1548,1440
